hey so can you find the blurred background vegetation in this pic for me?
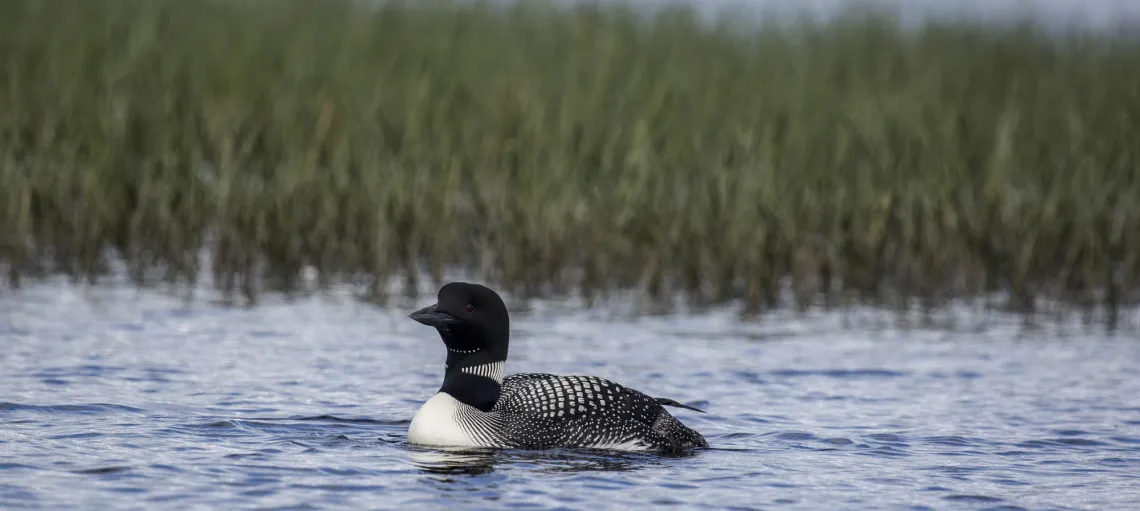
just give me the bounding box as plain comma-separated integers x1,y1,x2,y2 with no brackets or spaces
1,0,1138,323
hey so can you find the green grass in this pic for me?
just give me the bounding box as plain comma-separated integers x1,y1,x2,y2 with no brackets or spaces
1,0,1139,323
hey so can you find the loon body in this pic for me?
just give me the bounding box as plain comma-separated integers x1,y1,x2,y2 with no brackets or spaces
407,282,708,453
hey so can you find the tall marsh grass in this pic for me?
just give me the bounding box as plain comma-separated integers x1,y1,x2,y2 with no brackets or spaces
1,0,1139,322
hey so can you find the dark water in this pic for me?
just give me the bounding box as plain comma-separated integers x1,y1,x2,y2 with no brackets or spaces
2,282,1139,510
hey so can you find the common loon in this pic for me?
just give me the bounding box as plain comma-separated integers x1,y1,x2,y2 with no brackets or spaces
406,282,708,453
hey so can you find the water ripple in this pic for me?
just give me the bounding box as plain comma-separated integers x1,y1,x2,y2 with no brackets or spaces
2,284,1140,510
0,403,145,414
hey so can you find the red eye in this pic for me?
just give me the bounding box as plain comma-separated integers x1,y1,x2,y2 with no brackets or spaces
465,304,474,313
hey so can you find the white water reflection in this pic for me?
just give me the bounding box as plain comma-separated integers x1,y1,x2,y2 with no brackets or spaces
562,0,1140,29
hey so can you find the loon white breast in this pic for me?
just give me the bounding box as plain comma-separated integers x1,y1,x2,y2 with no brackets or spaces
406,281,708,453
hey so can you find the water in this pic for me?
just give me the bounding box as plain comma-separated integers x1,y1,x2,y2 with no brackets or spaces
2,282,1139,510
593,0,1140,29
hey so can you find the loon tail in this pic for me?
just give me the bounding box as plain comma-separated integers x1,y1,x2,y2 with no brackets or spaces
654,397,706,414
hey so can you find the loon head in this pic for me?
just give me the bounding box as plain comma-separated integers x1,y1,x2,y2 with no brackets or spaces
409,281,510,364
410,282,510,411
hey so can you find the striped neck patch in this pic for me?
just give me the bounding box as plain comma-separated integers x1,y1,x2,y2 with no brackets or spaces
460,361,505,384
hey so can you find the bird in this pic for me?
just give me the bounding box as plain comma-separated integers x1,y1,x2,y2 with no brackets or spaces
406,281,708,453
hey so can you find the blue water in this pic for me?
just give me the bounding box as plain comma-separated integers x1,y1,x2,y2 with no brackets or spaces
2,281,1139,510
589,0,1140,29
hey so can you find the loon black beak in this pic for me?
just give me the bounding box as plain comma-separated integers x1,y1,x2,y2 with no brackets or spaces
409,303,460,328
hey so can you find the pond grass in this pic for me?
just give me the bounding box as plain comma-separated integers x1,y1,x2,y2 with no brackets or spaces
1,0,1139,324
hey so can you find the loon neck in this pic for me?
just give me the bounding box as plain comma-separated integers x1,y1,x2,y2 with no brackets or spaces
439,350,505,412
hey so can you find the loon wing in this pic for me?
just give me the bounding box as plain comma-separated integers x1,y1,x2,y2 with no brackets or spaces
492,373,708,451
654,397,706,414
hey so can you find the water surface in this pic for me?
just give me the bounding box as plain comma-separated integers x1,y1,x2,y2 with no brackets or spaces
590,0,1140,28
2,282,1139,510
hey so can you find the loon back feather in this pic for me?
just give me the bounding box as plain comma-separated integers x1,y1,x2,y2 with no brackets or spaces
654,397,707,414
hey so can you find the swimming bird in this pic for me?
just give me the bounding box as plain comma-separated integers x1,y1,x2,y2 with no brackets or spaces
407,281,708,453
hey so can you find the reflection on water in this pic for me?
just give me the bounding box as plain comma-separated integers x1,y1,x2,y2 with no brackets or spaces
585,0,1140,29
412,448,501,476
410,445,692,476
